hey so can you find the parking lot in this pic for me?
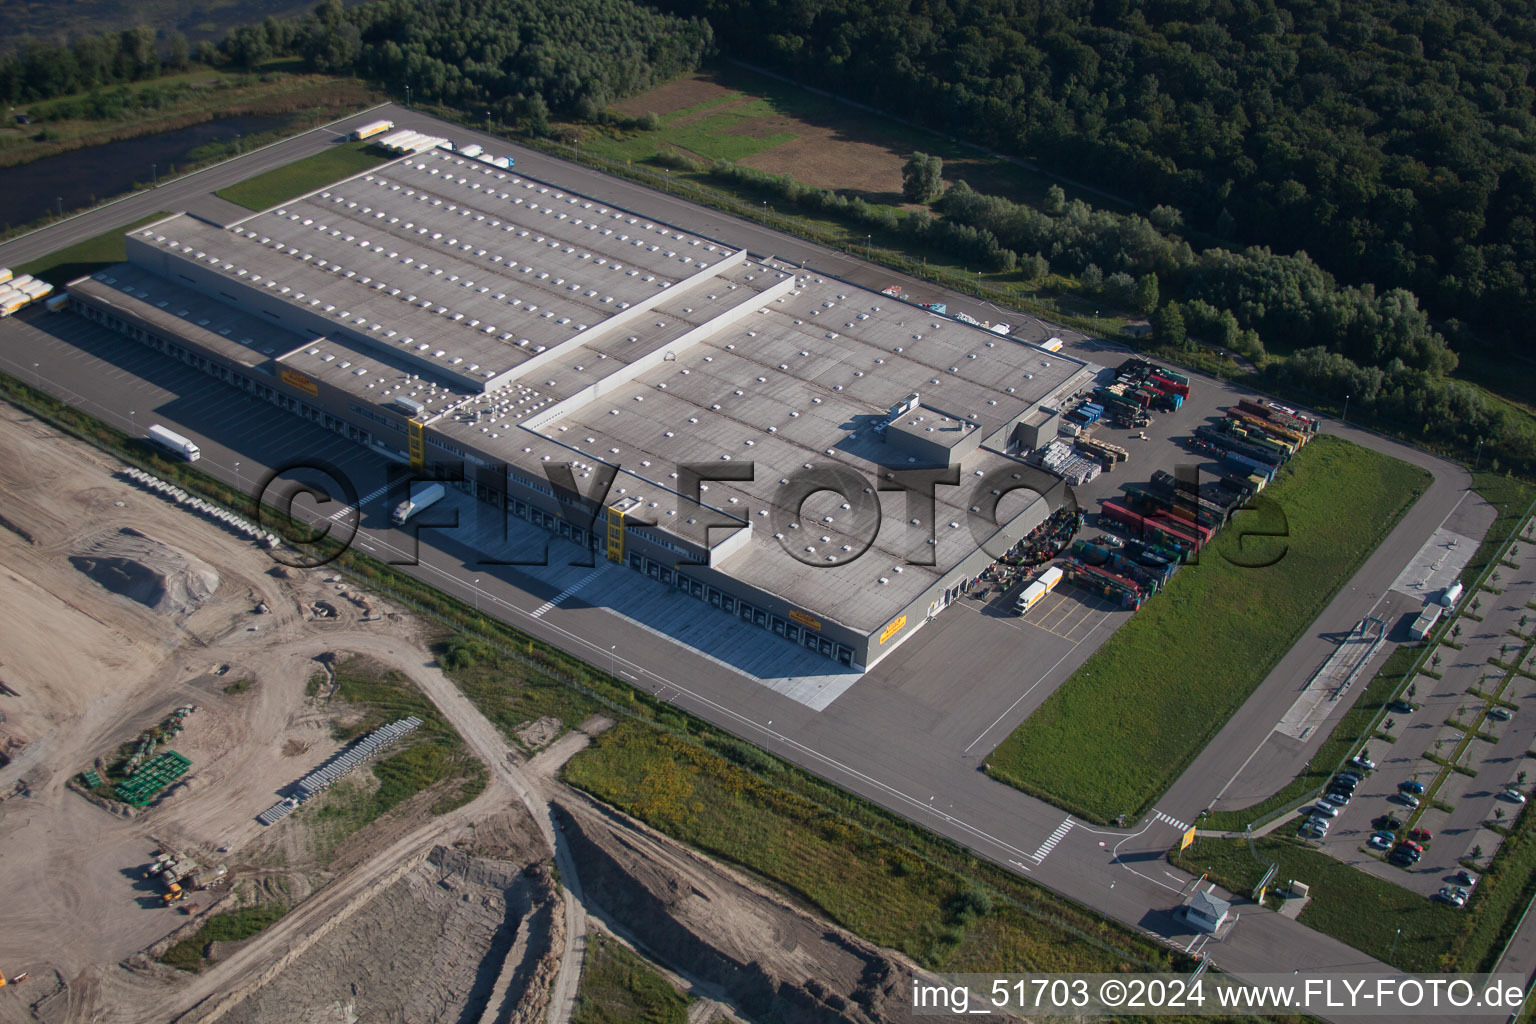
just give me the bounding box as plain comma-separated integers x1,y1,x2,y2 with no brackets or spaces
1295,527,1536,899
1012,583,1121,642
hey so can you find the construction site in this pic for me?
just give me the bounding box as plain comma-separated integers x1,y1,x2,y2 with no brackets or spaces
0,403,924,1024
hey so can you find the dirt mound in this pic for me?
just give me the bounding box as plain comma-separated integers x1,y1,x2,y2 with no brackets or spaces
69,527,219,615
556,797,909,1023
221,845,547,1024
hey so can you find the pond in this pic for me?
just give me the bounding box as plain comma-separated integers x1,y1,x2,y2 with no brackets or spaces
0,114,291,231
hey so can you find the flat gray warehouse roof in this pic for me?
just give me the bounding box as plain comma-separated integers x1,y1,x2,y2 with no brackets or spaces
94,148,1096,635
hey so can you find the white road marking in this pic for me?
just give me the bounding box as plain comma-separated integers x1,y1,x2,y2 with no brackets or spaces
530,565,606,618
1031,817,1074,863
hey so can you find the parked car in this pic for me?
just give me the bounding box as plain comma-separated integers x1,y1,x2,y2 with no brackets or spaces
1436,888,1466,907
1373,829,1398,845
1299,822,1326,839
1351,755,1377,771
1394,844,1422,862
1388,700,1414,713
1376,814,1404,831
1333,776,1360,792
1339,770,1366,783
1396,792,1421,808
1367,833,1393,850
1407,828,1433,842
1312,802,1339,818
1453,870,1479,888
1401,839,1424,854
1400,780,1426,795
1503,788,1527,804
1489,707,1513,722
1389,848,1417,866
1324,790,1351,806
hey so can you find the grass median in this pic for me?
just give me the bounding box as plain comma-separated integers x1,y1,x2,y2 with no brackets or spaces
984,435,1431,825
216,141,392,211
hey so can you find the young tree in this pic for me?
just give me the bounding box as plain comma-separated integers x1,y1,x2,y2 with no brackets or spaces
1134,273,1160,315
1149,204,1183,231
901,152,944,203
1044,184,1067,215
1150,301,1185,348
168,31,190,69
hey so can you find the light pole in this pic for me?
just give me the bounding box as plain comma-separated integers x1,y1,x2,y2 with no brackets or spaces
609,643,616,680
1390,926,1401,963
130,409,136,434
151,163,156,183
473,578,481,614
32,362,39,388
1475,437,1484,469
234,461,241,495
55,196,62,219
1342,393,1350,424
866,233,871,259
404,84,411,107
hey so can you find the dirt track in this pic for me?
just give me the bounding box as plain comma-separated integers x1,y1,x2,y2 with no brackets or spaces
0,404,935,1024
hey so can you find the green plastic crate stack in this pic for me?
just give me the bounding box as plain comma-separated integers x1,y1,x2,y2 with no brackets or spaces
80,769,103,788
114,751,191,806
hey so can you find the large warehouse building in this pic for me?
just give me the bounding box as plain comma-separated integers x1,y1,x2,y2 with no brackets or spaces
69,147,1095,669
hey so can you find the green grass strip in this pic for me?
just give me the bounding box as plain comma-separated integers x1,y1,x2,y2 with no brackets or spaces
215,141,392,212
985,436,1430,824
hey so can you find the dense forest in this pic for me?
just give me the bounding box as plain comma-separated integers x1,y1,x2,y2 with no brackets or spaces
0,27,191,103
219,0,711,126
653,0,1536,355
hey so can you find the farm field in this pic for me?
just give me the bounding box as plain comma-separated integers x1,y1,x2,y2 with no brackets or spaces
985,435,1432,824
596,65,1131,214
216,141,393,211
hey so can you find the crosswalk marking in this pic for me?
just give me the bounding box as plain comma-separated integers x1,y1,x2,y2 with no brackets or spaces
328,483,390,521
1153,809,1190,831
530,565,606,618
1031,817,1074,863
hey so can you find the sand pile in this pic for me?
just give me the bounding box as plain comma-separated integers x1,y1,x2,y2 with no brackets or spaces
69,527,220,615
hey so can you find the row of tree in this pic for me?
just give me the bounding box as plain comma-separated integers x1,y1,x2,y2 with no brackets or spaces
0,28,190,104
216,0,712,124
652,0,1536,354
935,171,1458,376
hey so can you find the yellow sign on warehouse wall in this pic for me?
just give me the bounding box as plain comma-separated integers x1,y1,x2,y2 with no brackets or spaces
880,615,907,644
789,609,822,631
279,368,318,397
